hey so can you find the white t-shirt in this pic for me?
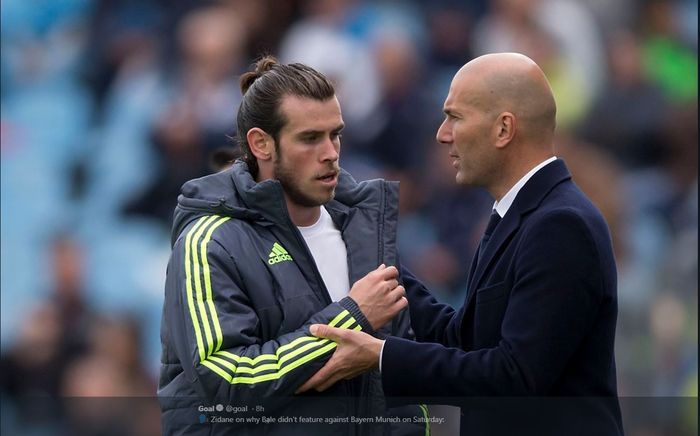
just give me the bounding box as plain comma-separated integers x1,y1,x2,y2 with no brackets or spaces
297,207,350,302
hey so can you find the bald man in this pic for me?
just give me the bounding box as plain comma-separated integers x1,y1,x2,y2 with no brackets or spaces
298,53,623,436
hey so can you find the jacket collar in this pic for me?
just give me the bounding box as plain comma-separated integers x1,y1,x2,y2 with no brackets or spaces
232,162,390,224
466,159,572,302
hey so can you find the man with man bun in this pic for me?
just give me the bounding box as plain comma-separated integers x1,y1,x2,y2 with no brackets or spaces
158,56,424,435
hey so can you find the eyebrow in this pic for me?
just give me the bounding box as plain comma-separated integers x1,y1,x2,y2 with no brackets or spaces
297,123,345,136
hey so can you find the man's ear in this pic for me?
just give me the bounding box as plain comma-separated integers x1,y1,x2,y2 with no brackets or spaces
494,112,516,149
247,128,274,161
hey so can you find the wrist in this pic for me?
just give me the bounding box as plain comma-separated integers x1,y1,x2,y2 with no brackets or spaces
371,339,384,371
339,296,375,335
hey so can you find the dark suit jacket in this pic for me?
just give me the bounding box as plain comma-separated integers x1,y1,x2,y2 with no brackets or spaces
383,160,624,435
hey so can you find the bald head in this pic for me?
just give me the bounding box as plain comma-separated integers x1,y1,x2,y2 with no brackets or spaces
455,53,557,143
437,53,558,197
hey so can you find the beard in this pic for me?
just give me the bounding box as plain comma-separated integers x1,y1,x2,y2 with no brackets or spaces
273,155,337,208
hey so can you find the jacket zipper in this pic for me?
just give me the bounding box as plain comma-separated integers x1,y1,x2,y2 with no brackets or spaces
276,185,333,305
278,186,376,436
377,181,386,263
357,181,388,436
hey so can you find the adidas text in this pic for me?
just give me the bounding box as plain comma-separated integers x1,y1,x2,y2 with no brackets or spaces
268,254,293,265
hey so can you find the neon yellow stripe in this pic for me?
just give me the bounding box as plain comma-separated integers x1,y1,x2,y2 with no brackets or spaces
210,338,329,377
184,216,210,362
200,309,358,383
216,350,275,365
278,339,329,367
208,354,237,372
207,354,285,376
191,215,219,359
230,342,338,384
277,335,319,355
215,336,325,371
200,216,231,354
419,404,430,436
223,331,342,383
231,363,280,374
213,310,350,365
202,359,232,382
328,310,351,327
215,333,319,366
337,318,355,330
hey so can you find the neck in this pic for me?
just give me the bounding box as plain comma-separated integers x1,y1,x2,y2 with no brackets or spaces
255,165,322,226
286,200,321,227
490,152,553,201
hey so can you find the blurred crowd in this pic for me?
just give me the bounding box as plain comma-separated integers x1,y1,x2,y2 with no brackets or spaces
1,0,697,435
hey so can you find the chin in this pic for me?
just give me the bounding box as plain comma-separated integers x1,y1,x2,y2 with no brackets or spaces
318,190,335,205
455,174,474,187
298,190,335,208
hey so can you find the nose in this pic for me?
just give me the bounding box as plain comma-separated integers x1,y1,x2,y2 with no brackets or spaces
436,120,452,145
320,136,340,162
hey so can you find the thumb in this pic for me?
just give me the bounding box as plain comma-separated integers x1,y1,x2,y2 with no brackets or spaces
309,324,342,341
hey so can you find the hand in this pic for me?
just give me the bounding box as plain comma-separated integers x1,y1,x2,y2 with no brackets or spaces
296,324,383,393
348,264,408,330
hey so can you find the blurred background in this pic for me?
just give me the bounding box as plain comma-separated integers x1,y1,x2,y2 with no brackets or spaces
0,0,696,435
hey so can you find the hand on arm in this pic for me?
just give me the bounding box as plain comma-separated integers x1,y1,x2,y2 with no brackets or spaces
296,325,383,393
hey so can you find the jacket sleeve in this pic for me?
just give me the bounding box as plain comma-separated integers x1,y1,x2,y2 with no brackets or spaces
399,265,462,347
165,217,365,407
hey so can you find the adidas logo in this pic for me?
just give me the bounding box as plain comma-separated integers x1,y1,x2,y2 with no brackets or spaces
268,242,293,265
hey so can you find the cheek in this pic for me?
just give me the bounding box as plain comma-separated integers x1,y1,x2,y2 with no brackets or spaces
280,149,307,171
455,136,470,158
454,126,468,147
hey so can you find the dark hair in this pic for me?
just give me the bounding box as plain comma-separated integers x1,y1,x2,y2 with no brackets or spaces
236,55,335,177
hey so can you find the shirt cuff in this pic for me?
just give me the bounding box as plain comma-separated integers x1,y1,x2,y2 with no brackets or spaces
378,339,386,373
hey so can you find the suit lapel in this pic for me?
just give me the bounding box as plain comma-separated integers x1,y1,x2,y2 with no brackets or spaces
463,159,573,309
465,212,519,305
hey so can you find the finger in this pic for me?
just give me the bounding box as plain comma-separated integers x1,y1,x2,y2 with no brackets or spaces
296,363,334,393
379,265,399,280
296,378,314,394
297,370,324,393
386,279,399,291
389,285,406,302
397,285,406,299
394,296,408,311
309,324,344,342
297,374,324,393
315,373,345,392
370,264,387,280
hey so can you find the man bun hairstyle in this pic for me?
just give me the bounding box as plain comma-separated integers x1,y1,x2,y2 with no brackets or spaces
236,55,335,177
239,56,277,94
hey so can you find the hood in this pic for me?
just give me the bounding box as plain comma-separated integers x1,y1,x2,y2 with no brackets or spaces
172,161,271,246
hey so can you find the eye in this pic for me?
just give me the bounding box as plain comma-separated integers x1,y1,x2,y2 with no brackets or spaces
331,132,343,141
302,133,320,143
